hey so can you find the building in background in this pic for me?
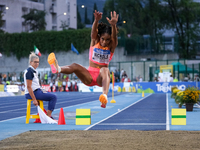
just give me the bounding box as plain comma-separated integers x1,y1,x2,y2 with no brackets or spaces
0,0,77,33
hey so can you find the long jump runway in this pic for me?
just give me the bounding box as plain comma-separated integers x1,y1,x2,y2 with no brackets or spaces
1,92,200,141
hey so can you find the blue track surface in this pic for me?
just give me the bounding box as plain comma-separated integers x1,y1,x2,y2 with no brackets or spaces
1,92,200,141
0,92,123,121
89,94,166,130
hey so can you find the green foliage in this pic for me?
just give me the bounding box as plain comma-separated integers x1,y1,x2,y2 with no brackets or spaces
22,9,46,31
77,6,85,29
102,0,200,58
163,0,200,59
84,8,90,24
175,94,184,106
59,20,68,30
101,6,109,24
92,3,98,23
0,29,91,60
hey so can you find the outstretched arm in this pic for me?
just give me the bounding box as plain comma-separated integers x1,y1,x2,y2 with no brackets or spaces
106,11,119,52
91,10,102,46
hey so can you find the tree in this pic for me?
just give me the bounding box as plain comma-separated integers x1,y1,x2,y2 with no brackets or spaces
92,3,98,23
22,9,46,32
77,6,85,29
163,0,200,58
101,7,108,24
103,0,145,35
142,0,166,52
84,7,90,24
59,20,68,30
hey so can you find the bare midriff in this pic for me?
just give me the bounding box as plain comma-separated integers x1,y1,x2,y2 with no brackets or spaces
89,60,108,69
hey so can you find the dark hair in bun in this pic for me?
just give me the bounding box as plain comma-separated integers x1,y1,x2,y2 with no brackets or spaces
97,22,112,36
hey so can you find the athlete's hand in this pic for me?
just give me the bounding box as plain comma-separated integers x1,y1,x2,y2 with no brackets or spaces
93,10,102,21
106,11,119,26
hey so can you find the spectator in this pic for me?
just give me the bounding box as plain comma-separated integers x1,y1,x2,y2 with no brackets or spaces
158,76,163,82
48,72,51,84
63,75,67,80
50,80,53,92
169,75,173,82
173,77,178,82
124,76,129,82
183,75,188,82
58,79,62,92
12,73,17,82
139,77,143,82
44,73,48,84
6,80,10,85
24,52,57,118
67,79,72,91
122,71,127,79
66,75,69,82
115,76,120,82
154,77,158,82
74,82,78,91
20,72,24,83
114,69,120,80
121,77,125,82
132,76,137,82
62,79,66,92
120,69,124,79
3,74,6,82
7,73,11,81
194,75,199,82
71,79,76,91
55,79,58,92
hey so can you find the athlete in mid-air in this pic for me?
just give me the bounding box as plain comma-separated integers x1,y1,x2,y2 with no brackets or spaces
48,10,118,108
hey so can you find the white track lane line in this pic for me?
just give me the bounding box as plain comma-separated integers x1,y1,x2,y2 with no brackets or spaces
0,93,122,108
98,123,166,125
0,93,111,111
84,94,153,130
166,93,170,130
0,96,100,113
0,97,102,123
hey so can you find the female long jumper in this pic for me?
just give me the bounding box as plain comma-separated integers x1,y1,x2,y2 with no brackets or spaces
48,10,118,108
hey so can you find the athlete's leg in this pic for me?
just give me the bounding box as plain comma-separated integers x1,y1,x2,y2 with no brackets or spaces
96,67,110,108
48,53,93,85
96,67,110,94
61,63,93,85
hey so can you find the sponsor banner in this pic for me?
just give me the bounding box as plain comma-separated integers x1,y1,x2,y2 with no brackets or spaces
109,83,123,92
198,82,200,88
132,82,197,93
78,83,100,92
7,85,19,92
79,83,123,92
0,84,4,92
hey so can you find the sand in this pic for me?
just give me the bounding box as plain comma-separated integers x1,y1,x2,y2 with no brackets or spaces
1,130,200,150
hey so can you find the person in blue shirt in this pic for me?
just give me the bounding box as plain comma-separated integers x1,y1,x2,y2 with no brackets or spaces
24,52,57,118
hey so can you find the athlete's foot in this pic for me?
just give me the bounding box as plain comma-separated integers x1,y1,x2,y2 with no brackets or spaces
99,94,108,108
48,52,59,73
